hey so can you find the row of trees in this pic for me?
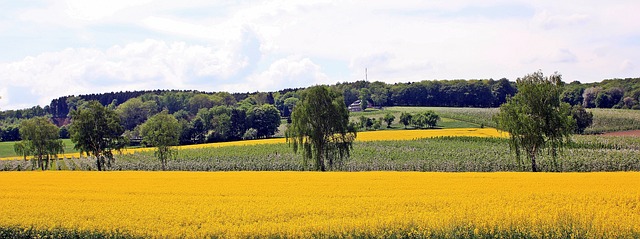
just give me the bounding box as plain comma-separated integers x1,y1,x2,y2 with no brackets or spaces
561,78,640,109
3,77,639,142
15,99,281,171
8,70,594,172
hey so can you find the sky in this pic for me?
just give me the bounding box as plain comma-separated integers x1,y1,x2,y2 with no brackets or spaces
1,0,639,110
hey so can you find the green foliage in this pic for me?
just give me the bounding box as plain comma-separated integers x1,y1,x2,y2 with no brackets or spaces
140,111,181,170
571,105,593,134
411,111,440,129
286,85,357,171
16,116,64,170
383,113,395,128
0,226,141,239
116,98,158,131
69,101,127,171
248,104,281,138
359,88,371,111
494,71,575,172
399,112,412,129
242,128,258,140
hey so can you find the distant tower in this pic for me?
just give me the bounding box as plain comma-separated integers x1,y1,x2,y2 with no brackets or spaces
365,68,368,81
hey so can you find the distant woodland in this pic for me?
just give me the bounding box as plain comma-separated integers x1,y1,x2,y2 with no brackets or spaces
1,77,640,142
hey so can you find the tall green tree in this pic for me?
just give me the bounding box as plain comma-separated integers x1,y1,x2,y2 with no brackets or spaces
248,104,281,138
15,117,64,170
116,98,158,130
399,112,412,129
286,86,357,171
571,105,593,134
69,101,127,171
140,111,181,170
383,113,395,128
494,71,575,172
359,88,371,111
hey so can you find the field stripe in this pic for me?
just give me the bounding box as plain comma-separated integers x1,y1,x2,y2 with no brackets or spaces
0,128,506,160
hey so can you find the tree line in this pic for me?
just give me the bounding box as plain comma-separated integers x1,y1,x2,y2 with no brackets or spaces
5,70,595,172
2,77,639,143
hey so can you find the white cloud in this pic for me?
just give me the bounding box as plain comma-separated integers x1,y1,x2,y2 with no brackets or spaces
550,49,578,63
65,0,152,21
0,39,250,109
532,10,590,30
3,0,640,109
620,60,634,72
223,56,330,92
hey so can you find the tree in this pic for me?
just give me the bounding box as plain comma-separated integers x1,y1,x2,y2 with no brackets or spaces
16,117,65,170
140,111,181,170
561,84,584,106
399,112,412,129
358,115,369,130
359,88,371,111
571,105,593,134
248,104,281,138
494,71,575,172
229,108,248,140
286,86,357,171
383,113,395,128
372,117,382,130
423,111,440,128
491,78,517,107
69,101,127,171
412,112,439,129
582,87,601,108
116,98,158,131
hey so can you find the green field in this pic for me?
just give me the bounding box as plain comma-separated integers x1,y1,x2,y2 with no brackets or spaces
0,139,78,159
2,107,640,171
387,106,640,134
3,135,639,172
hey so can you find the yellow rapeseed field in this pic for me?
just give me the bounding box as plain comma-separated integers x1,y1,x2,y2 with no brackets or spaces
0,171,638,238
0,128,504,160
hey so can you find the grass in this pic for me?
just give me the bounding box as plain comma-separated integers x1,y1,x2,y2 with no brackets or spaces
0,139,78,159
4,134,638,172
388,106,640,134
350,107,481,129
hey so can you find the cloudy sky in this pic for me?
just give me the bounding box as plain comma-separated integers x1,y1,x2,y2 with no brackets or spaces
1,0,639,110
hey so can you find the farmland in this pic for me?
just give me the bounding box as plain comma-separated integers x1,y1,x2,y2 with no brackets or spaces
1,171,639,238
1,107,640,238
392,106,640,134
2,134,639,172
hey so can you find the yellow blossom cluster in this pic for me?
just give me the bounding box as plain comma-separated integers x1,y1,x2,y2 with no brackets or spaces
1,128,505,160
0,171,638,238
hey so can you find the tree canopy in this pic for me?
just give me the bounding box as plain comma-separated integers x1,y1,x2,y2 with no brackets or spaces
286,85,356,171
69,101,127,171
494,71,575,172
140,111,181,170
15,117,64,170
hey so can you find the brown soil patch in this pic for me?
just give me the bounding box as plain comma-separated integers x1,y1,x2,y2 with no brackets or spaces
601,130,640,137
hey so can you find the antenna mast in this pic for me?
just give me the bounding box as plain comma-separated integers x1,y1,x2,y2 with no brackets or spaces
365,68,368,81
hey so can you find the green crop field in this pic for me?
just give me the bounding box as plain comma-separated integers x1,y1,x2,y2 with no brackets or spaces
0,139,78,159
3,135,639,172
2,107,639,171
388,106,640,134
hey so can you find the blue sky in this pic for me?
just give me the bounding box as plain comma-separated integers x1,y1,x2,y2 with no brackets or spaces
1,0,639,110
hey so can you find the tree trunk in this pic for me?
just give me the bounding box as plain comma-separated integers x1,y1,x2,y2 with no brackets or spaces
96,156,102,171
530,153,538,172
